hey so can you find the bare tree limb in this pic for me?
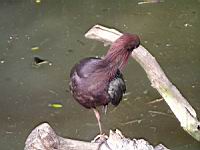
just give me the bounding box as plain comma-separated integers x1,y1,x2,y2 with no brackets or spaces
24,123,169,150
85,24,200,141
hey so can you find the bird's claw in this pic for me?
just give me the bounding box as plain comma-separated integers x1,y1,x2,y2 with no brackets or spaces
91,133,108,143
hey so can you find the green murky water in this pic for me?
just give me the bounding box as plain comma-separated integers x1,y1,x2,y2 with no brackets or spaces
0,0,200,149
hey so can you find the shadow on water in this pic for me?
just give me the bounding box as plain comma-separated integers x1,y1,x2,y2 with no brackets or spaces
0,0,200,149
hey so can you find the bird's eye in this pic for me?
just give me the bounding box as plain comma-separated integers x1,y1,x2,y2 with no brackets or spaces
126,45,133,51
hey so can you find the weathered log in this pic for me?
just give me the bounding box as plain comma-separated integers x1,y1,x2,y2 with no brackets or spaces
85,25,200,141
25,123,169,150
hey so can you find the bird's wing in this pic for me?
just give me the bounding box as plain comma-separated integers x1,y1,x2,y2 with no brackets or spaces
108,70,126,106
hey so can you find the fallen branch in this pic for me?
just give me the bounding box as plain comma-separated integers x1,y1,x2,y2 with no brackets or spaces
85,25,200,141
25,123,168,150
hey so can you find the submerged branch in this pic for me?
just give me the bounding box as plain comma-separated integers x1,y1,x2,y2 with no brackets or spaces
85,24,200,141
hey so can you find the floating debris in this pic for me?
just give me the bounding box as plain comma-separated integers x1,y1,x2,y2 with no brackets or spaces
48,103,63,108
0,60,5,64
123,98,128,101
166,43,171,47
120,119,143,126
148,98,164,104
138,0,164,5
31,46,40,51
48,90,58,95
32,56,51,67
6,131,13,134
34,57,48,65
7,34,19,44
184,23,192,27
148,110,172,117
35,0,41,4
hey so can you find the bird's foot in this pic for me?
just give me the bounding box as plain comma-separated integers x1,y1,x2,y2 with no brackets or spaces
91,133,108,143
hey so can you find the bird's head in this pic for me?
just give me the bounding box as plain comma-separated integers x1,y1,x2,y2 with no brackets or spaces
104,33,140,70
111,33,140,53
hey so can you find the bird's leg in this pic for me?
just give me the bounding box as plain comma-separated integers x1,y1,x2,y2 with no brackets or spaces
92,108,102,134
102,105,108,115
92,108,109,145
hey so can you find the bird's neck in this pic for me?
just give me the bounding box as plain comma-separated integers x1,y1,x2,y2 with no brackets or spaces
98,47,130,78
103,47,129,71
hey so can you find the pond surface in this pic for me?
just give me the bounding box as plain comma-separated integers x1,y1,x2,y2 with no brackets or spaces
0,0,200,149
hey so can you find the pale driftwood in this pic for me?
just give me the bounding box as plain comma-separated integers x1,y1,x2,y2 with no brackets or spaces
85,25,200,141
25,123,168,150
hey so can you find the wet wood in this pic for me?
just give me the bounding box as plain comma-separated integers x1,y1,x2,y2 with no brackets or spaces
24,123,168,150
85,25,200,141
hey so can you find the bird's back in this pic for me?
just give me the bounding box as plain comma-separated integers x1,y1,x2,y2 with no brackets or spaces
70,57,126,109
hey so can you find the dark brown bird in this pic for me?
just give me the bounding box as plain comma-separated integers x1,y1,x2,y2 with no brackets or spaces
69,33,140,134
